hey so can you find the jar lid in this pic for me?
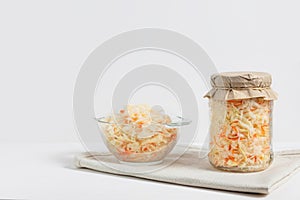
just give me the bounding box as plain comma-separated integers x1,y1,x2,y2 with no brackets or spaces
204,71,278,100
211,71,272,89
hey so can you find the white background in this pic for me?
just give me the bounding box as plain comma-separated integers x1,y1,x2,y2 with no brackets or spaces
1,0,300,144
1,0,300,199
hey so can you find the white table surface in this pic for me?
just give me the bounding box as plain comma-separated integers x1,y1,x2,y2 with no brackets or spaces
1,142,300,200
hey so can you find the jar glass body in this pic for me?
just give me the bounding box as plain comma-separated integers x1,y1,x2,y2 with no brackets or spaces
208,98,273,172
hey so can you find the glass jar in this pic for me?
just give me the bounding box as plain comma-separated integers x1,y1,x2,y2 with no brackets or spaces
205,72,278,172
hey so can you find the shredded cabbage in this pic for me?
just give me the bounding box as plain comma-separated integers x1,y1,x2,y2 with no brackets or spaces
100,105,177,162
208,98,273,171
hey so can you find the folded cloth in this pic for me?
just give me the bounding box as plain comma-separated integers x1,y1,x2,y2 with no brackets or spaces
74,147,300,194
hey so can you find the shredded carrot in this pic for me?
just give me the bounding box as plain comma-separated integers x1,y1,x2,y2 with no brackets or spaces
209,98,272,170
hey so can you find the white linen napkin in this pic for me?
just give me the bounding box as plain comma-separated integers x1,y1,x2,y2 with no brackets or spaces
74,148,300,194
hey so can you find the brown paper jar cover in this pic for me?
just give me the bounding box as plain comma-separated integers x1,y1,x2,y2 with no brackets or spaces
204,71,278,100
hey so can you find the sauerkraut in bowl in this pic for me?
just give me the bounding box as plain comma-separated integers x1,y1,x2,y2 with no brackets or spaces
96,104,191,165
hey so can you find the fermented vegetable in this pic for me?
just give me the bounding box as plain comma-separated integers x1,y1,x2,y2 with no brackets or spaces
208,98,273,171
99,105,178,163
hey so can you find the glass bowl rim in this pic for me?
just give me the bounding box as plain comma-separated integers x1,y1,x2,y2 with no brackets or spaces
95,115,191,127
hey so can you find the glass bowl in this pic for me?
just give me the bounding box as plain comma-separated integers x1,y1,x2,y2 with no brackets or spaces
96,115,191,165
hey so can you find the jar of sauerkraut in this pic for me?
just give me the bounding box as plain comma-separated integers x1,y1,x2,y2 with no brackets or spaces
204,72,278,172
